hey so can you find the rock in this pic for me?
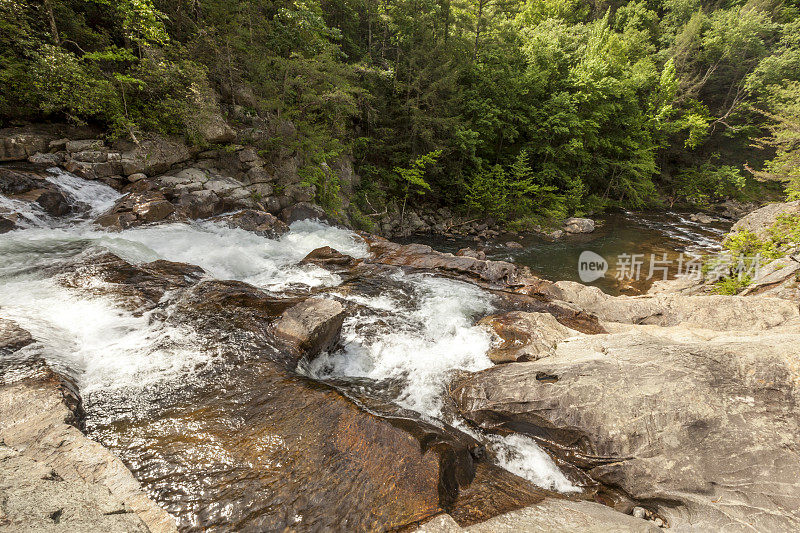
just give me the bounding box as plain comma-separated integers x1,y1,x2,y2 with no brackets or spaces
72,150,108,163
280,201,327,224
564,218,595,234
66,139,103,153
689,213,714,224
450,327,800,532
244,166,273,184
63,254,548,531
549,230,565,239
363,235,523,287
0,131,52,161
0,215,17,233
456,248,487,261
301,246,362,268
210,209,289,238
415,500,660,532
285,183,315,203
478,312,577,364
548,281,800,331
175,189,220,219
28,151,63,165
730,200,800,240
0,319,33,355
119,134,191,176
0,443,150,532
0,360,177,533
505,241,524,249
183,85,236,145
15,188,72,217
95,191,175,230
272,298,346,357
127,172,147,183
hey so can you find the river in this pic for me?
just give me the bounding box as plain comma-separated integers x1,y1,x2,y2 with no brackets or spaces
0,169,731,530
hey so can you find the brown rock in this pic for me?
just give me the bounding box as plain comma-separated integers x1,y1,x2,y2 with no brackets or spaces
478,312,577,363
0,319,33,355
210,209,289,238
273,298,346,358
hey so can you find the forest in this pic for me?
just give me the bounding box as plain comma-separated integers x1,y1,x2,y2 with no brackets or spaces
2,0,800,226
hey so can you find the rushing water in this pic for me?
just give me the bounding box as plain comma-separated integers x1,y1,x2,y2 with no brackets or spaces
1,169,584,529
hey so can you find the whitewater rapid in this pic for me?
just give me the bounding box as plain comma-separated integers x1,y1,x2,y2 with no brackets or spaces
0,169,576,492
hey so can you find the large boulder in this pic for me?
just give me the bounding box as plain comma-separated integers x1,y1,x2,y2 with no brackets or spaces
729,200,800,240
210,209,289,238
95,191,176,230
118,135,191,177
272,298,346,357
450,327,800,532
280,201,327,224
564,218,595,234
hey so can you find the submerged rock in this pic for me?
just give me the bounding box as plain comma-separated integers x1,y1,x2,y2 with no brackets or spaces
450,325,800,531
211,209,289,238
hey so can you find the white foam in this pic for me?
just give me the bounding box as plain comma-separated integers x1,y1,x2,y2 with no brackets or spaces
489,433,580,493
45,167,122,215
309,273,495,417
0,277,212,393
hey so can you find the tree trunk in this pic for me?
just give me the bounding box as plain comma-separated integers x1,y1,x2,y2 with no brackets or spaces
44,0,60,46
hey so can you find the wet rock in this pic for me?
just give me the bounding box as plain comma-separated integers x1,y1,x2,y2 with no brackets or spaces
363,235,524,287
0,361,177,533
62,253,549,531
456,248,487,260
548,230,565,239
58,252,205,312
0,319,33,355
450,328,800,532
478,312,577,364
301,247,361,271
280,201,327,224
0,214,18,233
95,191,176,230
505,241,524,249
127,172,147,183
210,209,289,238
16,188,72,217
730,200,800,240
564,218,595,234
273,298,346,358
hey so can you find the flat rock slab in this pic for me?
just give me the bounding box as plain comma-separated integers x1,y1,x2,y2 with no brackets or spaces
451,330,800,532
0,362,177,533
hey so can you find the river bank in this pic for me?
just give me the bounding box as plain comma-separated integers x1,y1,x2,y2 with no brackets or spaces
2,162,799,532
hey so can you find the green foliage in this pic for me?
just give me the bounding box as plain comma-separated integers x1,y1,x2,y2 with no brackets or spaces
712,274,752,295
672,158,746,206
2,0,799,223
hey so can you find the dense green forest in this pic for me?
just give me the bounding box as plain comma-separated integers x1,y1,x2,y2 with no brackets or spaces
2,0,800,225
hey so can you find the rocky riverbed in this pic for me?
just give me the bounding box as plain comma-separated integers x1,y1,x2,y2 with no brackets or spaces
2,162,799,532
